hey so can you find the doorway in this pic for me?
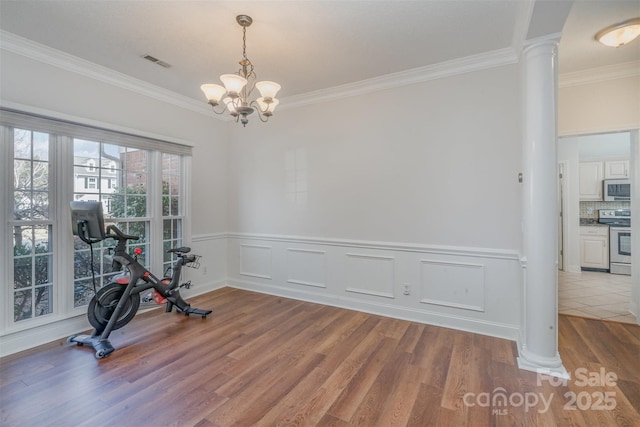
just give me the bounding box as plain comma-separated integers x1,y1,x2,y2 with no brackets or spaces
557,131,636,324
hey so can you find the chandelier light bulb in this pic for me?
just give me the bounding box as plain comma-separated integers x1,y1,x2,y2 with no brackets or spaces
595,18,640,47
255,81,282,99
200,84,227,105
220,74,248,96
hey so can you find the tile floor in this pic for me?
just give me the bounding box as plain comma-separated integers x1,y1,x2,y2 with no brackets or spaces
558,270,637,324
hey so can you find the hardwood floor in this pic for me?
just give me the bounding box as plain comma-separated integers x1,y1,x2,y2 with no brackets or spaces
1,287,639,426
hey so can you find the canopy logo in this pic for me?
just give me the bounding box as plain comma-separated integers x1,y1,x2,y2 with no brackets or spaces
463,367,618,415
463,388,553,415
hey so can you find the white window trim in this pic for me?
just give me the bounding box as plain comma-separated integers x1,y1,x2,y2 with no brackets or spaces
1,126,10,333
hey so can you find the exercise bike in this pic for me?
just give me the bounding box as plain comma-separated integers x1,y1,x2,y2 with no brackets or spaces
67,201,212,359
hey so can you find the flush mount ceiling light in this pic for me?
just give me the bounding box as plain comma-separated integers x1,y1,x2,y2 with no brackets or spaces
595,17,640,47
201,15,281,127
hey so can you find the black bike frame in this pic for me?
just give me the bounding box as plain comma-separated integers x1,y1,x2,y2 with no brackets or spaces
97,224,192,337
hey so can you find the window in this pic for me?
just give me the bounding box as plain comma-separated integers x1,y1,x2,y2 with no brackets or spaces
86,177,97,189
12,129,54,322
1,109,191,331
73,141,151,307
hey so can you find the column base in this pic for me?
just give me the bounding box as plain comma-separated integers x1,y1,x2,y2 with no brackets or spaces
517,345,569,379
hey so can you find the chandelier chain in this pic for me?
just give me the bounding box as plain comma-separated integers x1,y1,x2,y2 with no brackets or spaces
242,26,248,60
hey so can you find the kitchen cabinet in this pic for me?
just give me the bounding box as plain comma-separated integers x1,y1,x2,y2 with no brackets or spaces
579,161,603,201
580,226,609,270
604,160,630,179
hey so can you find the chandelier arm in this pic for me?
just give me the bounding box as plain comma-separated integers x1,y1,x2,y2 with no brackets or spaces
208,103,228,115
243,68,257,99
249,100,270,123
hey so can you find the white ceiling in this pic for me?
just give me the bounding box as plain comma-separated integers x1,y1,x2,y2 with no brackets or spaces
559,0,640,74
0,0,638,104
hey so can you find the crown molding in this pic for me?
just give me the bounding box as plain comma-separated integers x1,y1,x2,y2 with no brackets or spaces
0,30,216,118
279,47,519,111
559,61,640,88
2,29,518,116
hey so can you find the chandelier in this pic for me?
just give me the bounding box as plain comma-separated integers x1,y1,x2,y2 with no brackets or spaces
200,15,281,126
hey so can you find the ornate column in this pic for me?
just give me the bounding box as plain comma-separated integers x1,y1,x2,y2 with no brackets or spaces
518,38,568,377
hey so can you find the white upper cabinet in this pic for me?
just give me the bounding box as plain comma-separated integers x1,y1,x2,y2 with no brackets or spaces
579,161,603,201
604,160,630,179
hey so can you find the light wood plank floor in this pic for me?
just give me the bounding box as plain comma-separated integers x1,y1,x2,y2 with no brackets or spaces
1,287,639,426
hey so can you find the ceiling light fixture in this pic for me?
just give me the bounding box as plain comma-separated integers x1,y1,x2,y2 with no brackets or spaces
201,15,281,127
595,17,640,47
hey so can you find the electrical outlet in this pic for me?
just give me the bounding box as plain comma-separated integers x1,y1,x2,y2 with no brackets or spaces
403,284,410,295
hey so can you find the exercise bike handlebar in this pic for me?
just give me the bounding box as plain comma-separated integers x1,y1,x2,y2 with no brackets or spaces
105,224,139,241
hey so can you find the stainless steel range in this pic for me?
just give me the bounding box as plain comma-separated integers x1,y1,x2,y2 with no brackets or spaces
598,209,631,275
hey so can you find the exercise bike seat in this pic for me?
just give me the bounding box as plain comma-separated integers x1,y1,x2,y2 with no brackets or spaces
167,246,191,254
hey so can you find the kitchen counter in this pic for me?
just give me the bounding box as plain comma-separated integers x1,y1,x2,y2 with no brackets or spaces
580,218,607,226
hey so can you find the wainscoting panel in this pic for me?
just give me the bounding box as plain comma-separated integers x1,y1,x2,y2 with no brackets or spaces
239,244,273,280
287,248,326,288
419,259,485,311
226,233,523,341
345,253,395,298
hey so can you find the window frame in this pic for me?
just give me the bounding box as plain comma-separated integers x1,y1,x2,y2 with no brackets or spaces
0,109,192,335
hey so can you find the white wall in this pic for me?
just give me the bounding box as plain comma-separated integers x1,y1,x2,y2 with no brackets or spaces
225,64,525,339
559,75,640,136
230,65,522,248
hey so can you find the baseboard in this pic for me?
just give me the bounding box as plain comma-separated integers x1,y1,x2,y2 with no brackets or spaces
0,315,91,358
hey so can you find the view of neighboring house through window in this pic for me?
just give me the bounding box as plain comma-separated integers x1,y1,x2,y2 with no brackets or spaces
12,129,54,322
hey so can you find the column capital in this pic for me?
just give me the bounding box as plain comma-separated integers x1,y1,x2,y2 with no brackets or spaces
523,32,561,55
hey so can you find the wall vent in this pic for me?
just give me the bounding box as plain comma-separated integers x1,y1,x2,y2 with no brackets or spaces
142,54,171,68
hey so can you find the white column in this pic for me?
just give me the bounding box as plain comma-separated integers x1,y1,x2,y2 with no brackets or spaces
518,38,568,377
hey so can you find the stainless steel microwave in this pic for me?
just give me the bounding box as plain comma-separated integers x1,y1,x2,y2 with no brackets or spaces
604,179,631,201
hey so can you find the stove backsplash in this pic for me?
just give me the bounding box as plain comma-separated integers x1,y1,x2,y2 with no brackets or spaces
580,201,631,219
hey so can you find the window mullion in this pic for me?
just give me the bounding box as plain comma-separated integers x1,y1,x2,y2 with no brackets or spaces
1,126,11,331
182,155,192,248
55,136,76,316
149,151,163,276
